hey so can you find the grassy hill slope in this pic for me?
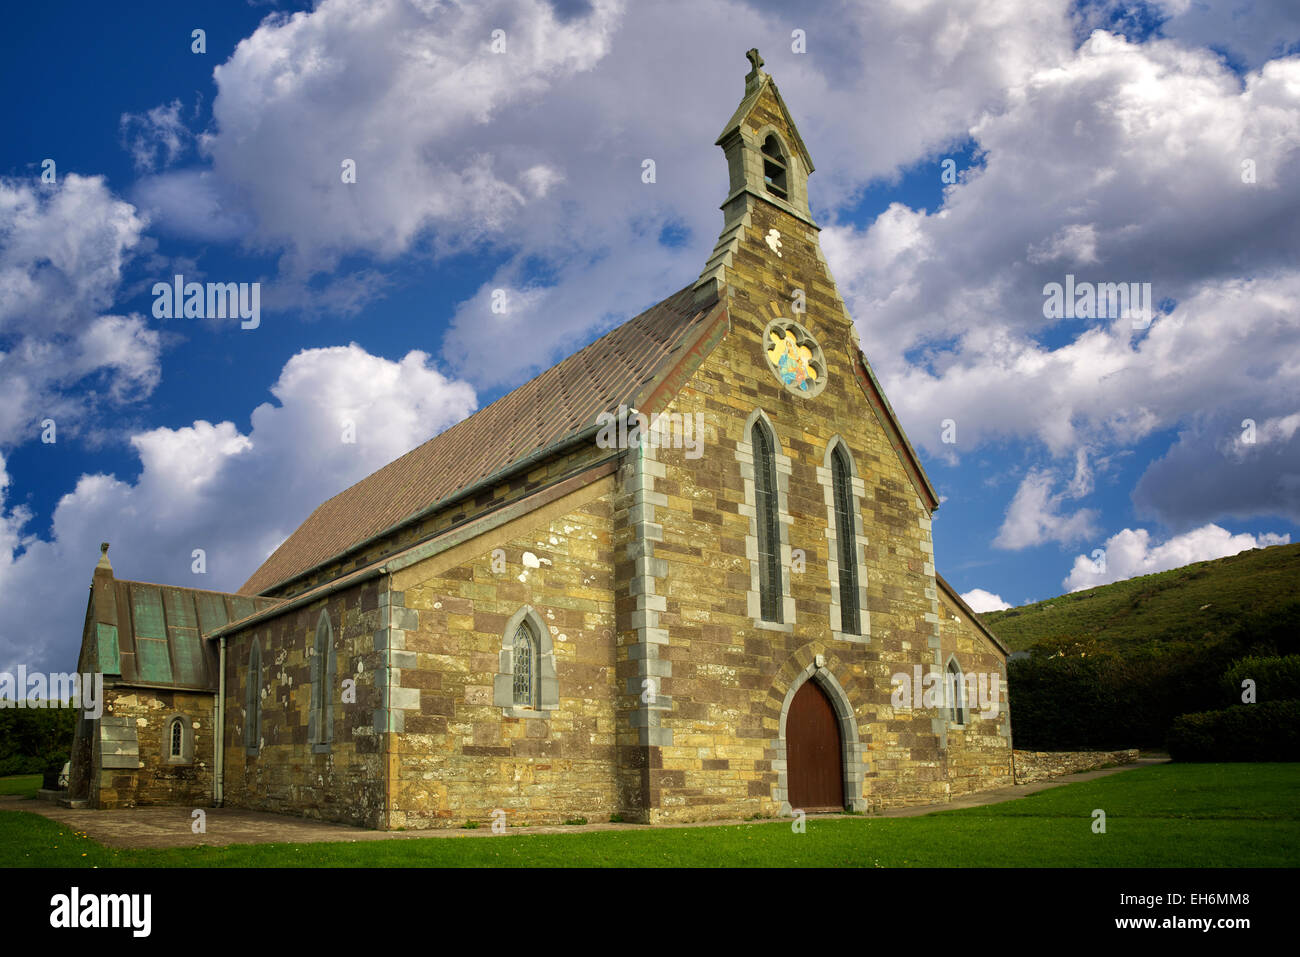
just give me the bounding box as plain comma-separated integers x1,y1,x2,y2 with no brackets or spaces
982,542,1300,653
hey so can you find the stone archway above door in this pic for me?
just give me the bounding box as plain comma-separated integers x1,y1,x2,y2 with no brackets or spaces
770,656,867,814
787,680,844,810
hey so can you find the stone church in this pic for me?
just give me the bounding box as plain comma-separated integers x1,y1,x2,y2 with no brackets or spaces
68,51,1013,827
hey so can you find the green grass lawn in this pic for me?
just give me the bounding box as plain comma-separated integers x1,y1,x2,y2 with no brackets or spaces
2,763,1297,867
0,775,40,799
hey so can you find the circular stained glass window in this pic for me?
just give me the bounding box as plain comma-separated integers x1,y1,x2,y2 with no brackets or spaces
762,319,827,398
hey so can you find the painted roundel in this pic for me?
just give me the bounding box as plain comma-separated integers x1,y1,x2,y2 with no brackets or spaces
763,319,827,397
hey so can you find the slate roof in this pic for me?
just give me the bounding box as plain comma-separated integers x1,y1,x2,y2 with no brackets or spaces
92,579,281,690
239,284,723,596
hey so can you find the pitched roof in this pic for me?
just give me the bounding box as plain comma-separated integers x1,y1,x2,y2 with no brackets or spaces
239,285,724,596
91,579,280,690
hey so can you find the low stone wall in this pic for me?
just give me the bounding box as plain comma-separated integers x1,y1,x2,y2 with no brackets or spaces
1013,749,1139,784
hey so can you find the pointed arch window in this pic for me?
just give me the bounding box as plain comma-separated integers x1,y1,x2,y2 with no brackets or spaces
512,619,538,709
163,714,193,765
948,659,966,725
245,638,262,755
753,417,783,622
494,607,559,717
831,444,860,635
820,437,869,640
310,611,335,751
761,134,788,200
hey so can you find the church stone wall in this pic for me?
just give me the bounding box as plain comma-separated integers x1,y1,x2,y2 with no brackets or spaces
221,578,386,828
937,592,1014,796
385,475,619,828
90,689,215,809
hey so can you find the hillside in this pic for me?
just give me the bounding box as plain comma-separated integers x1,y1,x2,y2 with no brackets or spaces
981,542,1300,653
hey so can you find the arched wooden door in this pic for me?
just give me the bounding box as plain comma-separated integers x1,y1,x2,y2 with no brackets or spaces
787,679,845,811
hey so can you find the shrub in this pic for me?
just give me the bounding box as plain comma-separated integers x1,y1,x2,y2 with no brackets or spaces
1166,700,1300,761
0,707,76,775
1221,655,1300,706
0,755,47,777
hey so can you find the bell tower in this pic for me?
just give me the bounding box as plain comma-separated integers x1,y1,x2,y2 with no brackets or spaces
696,48,818,302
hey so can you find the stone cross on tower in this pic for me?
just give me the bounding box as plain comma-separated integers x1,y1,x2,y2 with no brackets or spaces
746,48,764,73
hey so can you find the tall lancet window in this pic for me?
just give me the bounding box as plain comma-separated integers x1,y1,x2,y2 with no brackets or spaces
753,418,783,622
245,638,262,755
310,610,335,751
831,444,860,635
948,658,966,725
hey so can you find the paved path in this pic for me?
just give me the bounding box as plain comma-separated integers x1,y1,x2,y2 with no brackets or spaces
1,757,1167,849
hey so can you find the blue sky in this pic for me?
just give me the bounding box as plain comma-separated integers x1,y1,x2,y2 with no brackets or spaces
3,0,1300,673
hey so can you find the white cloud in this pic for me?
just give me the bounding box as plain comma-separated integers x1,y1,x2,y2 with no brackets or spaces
1154,0,1300,68
120,99,193,172
129,0,1079,385
994,467,1100,550
0,343,477,675
826,38,1300,459
130,169,251,242
0,174,147,331
1063,523,1291,591
961,588,1012,612
816,34,1300,537
0,175,158,446
179,0,623,272
1026,223,1100,266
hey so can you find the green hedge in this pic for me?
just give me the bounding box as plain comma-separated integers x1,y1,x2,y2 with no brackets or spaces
1166,700,1300,761
0,706,75,778
1007,642,1230,750
1221,655,1300,706
1007,600,1300,751
0,755,52,777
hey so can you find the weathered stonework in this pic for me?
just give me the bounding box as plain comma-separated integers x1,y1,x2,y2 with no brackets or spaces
384,478,619,828
937,587,1015,796
221,579,386,828
1013,749,1139,784
89,691,214,809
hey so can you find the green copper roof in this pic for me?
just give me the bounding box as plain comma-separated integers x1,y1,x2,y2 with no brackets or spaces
89,578,280,691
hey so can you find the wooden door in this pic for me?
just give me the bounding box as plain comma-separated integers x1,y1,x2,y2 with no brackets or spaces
787,680,845,811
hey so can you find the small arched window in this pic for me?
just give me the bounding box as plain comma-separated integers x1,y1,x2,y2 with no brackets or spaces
753,417,783,622
163,714,192,765
948,659,966,725
761,134,788,200
831,444,860,635
494,607,558,715
512,620,538,709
